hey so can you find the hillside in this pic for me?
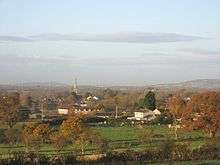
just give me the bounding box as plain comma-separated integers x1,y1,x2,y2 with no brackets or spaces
1,79,220,92
153,79,220,90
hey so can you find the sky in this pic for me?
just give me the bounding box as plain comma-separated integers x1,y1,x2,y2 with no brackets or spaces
0,0,220,86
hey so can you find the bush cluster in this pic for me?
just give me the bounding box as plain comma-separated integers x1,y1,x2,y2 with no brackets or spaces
103,139,220,162
0,128,22,145
0,152,76,165
0,141,219,165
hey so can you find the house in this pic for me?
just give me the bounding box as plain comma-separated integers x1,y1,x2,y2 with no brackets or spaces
86,96,99,101
29,113,41,119
127,108,160,122
58,108,69,115
153,109,161,115
58,106,101,115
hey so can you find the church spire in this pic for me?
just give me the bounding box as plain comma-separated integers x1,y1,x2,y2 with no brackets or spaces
73,78,78,94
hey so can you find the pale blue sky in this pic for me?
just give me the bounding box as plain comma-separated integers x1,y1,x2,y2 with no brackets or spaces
0,0,219,85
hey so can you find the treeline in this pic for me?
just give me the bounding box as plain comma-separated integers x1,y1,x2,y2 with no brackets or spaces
0,115,108,155
0,138,219,164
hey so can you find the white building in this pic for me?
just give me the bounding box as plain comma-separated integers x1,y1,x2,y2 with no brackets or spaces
153,109,161,115
86,96,99,101
58,108,69,115
127,108,161,121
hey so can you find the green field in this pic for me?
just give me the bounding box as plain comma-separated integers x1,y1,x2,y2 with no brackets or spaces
0,124,217,155
95,125,210,150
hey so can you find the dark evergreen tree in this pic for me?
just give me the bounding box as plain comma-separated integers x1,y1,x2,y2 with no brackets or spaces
143,91,156,110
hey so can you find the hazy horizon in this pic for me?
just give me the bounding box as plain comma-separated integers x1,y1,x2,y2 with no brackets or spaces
0,0,220,86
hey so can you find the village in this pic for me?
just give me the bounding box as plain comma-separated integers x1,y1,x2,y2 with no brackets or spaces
0,79,219,164
15,79,165,126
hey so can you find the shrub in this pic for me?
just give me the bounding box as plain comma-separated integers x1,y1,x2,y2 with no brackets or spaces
158,139,175,160
192,138,220,160
4,128,21,145
171,143,191,161
139,149,160,161
0,152,77,165
105,150,134,161
157,139,191,161
0,151,49,165
64,154,77,164
0,129,5,143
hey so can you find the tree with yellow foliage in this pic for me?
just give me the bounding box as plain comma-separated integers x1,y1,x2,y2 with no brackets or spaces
60,114,98,154
0,94,20,128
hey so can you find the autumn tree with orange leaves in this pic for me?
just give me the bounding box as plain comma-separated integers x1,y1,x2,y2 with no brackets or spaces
0,93,20,128
22,123,38,152
22,123,51,152
50,131,68,153
183,92,220,138
59,114,106,154
60,114,83,141
32,123,51,143
59,114,91,154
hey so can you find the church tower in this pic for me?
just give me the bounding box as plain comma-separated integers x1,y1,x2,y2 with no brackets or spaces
72,78,78,94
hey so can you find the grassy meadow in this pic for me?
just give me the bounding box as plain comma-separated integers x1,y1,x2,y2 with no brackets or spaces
0,123,218,156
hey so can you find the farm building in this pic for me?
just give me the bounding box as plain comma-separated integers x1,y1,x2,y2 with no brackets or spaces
127,108,161,121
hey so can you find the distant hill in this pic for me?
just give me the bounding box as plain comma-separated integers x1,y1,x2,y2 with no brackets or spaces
0,79,220,91
153,79,220,90
14,82,68,87
0,82,68,92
